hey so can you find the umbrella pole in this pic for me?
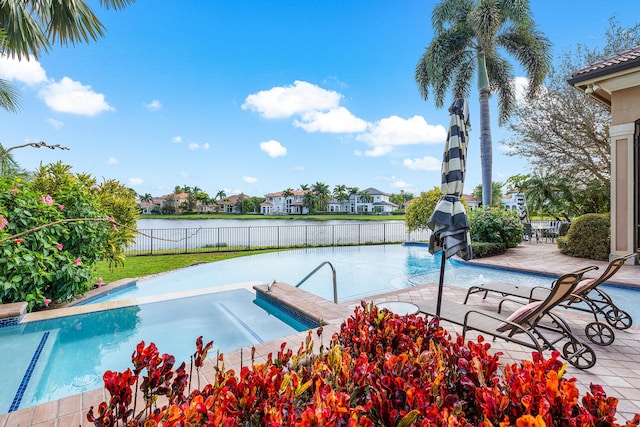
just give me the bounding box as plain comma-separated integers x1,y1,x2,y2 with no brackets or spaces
436,250,446,317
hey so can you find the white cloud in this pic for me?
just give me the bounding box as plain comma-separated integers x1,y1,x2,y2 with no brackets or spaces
107,157,119,165
203,142,210,150
243,176,257,183
0,56,47,85
513,76,529,102
172,136,183,143
144,99,162,111
389,178,412,189
39,77,114,116
188,142,200,150
292,165,305,172
260,140,287,158
294,107,367,133
403,156,441,171
356,146,394,157
128,177,143,186
45,118,64,130
356,115,446,156
242,80,341,118
180,171,188,178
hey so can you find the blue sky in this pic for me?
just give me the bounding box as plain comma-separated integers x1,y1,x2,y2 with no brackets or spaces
1,1,638,199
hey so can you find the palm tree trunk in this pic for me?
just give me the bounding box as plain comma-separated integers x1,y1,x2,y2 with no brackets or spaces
479,88,493,206
477,48,493,206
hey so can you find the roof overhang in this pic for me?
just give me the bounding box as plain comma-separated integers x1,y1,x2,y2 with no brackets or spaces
568,52,640,107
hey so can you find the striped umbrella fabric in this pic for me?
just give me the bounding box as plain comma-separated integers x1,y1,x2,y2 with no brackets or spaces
427,98,472,316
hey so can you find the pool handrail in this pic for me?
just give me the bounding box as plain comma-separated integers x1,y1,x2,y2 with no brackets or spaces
295,261,338,304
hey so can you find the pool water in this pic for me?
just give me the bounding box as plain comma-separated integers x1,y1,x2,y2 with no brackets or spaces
94,245,558,304
0,288,310,413
92,244,639,323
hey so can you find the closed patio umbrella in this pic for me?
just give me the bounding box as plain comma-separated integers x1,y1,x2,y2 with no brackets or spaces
427,98,472,317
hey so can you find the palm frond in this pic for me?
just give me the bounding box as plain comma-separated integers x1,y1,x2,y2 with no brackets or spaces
432,0,473,32
469,0,501,49
486,54,515,125
0,1,49,58
99,0,135,10
497,26,551,98
43,0,106,46
0,78,22,112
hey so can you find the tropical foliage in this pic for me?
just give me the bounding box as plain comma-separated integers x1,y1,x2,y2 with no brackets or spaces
404,186,443,232
416,0,551,206
0,162,138,310
88,303,639,426
471,182,503,207
468,207,523,248
506,174,610,220
0,0,134,111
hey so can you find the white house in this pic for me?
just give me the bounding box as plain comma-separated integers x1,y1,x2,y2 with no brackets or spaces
261,190,309,215
327,187,398,214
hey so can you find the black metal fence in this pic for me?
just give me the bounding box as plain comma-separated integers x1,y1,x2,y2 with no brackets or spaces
127,222,432,255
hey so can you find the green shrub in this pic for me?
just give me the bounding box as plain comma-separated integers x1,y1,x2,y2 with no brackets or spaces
468,207,523,248
559,213,610,260
0,163,138,310
471,241,507,258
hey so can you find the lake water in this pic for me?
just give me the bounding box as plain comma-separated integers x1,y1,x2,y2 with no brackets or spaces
137,218,404,229
131,218,427,253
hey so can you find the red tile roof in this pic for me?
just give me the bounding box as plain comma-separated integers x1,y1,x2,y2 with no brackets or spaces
570,45,640,80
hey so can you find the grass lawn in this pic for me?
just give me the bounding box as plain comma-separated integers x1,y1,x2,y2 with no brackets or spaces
95,249,281,284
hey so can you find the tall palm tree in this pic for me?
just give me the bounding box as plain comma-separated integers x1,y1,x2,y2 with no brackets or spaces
215,190,227,201
312,182,330,212
359,189,373,212
0,0,134,111
282,188,294,213
300,184,310,191
348,186,360,213
141,193,153,203
333,184,349,211
415,0,551,206
302,191,316,214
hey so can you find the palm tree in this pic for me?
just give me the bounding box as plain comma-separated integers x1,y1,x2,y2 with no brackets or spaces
348,186,360,213
333,184,348,212
312,182,330,212
302,191,316,214
215,190,227,201
0,0,134,112
0,143,25,177
141,193,153,203
415,0,551,206
300,184,310,191
359,189,373,213
282,188,294,213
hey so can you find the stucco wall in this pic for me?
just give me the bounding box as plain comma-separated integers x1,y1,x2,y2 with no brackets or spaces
611,85,640,125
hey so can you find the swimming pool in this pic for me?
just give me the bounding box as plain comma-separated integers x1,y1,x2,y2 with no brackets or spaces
0,287,312,414
91,244,638,321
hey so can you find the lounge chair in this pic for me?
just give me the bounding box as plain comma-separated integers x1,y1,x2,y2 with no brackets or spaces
463,253,637,346
416,272,597,369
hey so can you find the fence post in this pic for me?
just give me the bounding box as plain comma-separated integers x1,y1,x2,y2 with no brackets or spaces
185,229,188,253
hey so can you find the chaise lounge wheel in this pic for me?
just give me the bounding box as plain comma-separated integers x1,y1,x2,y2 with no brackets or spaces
604,307,632,330
585,322,615,346
562,340,596,370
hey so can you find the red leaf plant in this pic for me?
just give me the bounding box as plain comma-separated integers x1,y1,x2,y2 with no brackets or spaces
88,302,640,426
